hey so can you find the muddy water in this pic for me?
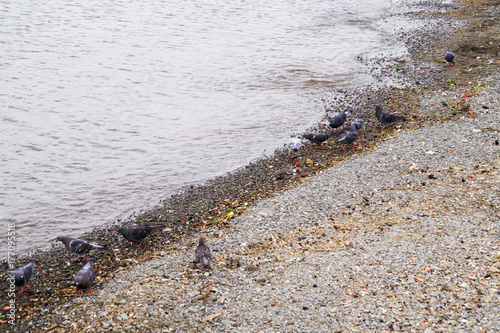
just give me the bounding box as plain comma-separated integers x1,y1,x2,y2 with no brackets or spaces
1,0,403,254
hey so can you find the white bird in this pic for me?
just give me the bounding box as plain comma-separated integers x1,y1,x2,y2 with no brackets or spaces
288,134,302,159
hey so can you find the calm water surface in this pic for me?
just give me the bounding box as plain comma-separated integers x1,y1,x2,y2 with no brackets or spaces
1,0,401,254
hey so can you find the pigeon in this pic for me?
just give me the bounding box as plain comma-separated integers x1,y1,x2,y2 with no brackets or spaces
11,259,38,294
337,124,358,150
117,224,166,246
375,104,406,129
194,237,213,269
302,133,331,146
56,236,108,261
74,258,95,294
351,112,366,130
287,134,301,159
329,109,352,132
444,50,455,66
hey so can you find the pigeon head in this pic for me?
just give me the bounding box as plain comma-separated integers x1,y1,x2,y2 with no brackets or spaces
117,227,129,237
28,259,39,267
56,236,69,244
85,258,96,268
74,275,89,289
12,272,25,286
199,237,206,246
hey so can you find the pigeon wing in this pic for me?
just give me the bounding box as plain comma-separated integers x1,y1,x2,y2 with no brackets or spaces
196,244,213,267
337,131,357,145
329,113,347,129
69,238,95,255
129,226,151,242
381,112,405,124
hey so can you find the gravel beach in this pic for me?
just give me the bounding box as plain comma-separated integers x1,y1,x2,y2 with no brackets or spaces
39,73,499,333
1,0,499,332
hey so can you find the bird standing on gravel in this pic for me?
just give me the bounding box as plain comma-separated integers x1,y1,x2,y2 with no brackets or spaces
337,124,358,150
329,109,351,133
195,237,213,269
302,133,331,146
375,104,406,130
444,50,455,66
117,224,166,246
351,112,366,131
74,258,96,294
11,259,38,294
56,236,108,261
287,134,302,159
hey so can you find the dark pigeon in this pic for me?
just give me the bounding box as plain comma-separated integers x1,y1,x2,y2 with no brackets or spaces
117,224,166,246
375,104,406,129
74,258,95,294
56,236,108,261
444,50,455,66
11,259,38,294
337,124,358,150
351,112,366,130
302,133,331,145
329,109,352,132
195,237,213,269
288,134,302,159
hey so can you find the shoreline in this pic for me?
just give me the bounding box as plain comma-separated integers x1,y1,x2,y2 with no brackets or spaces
2,0,499,331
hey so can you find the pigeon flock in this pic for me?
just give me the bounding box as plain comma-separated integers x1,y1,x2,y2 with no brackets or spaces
10,224,211,295
293,103,406,156
9,49,456,296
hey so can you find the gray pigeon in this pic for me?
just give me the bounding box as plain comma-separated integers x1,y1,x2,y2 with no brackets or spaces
351,112,366,130
195,237,213,269
74,258,95,294
375,104,406,129
444,50,455,66
287,134,302,159
329,109,352,132
303,133,331,146
56,236,107,261
11,259,38,294
117,224,166,246
337,124,358,150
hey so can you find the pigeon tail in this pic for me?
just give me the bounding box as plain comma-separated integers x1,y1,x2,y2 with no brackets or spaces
149,225,167,232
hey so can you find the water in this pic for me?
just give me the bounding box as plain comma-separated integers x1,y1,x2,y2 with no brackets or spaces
0,0,401,255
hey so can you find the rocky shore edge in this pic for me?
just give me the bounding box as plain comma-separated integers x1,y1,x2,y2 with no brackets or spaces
1,0,499,332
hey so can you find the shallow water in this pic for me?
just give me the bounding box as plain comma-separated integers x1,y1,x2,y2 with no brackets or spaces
0,0,404,254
